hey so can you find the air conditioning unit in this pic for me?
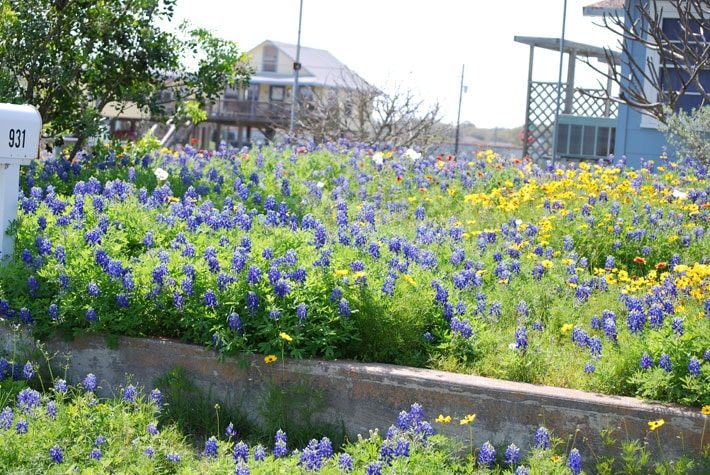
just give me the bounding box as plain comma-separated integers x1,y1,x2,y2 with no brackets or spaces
556,115,616,160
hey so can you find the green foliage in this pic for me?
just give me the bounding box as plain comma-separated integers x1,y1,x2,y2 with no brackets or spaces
660,106,710,163
0,0,251,154
153,367,254,446
259,382,345,450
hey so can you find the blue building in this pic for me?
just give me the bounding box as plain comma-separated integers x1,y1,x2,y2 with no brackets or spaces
584,0,708,167
517,1,708,167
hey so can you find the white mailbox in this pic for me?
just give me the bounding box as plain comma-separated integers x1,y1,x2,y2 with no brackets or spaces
0,103,42,166
0,103,42,261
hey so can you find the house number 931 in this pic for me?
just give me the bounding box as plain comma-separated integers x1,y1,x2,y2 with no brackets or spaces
8,128,26,148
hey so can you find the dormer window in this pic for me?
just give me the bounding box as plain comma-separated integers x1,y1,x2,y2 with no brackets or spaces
263,45,278,73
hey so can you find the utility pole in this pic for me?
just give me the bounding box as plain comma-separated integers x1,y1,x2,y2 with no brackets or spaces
551,0,568,164
289,0,304,136
454,64,465,155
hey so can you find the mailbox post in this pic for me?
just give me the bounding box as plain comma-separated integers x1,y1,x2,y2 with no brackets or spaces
0,103,42,261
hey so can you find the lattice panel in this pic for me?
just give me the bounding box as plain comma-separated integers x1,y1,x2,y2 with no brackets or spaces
523,83,618,160
573,89,618,118
524,82,561,160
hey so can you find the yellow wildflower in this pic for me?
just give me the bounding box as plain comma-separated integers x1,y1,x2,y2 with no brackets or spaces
702,405,710,416
459,414,476,425
335,269,349,277
403,274,417,287
264,354,278,364
648,419,665,431
279,332,293,343
561,323,573,334
435,414,452,424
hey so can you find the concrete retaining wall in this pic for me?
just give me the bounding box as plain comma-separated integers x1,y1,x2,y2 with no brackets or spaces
1,326,705,464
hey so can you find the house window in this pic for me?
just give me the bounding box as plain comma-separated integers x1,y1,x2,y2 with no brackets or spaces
262,45,278,73
658,17,709,114
270,86,285,101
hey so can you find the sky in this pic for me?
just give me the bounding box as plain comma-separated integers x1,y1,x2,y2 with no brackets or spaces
171,0,622,129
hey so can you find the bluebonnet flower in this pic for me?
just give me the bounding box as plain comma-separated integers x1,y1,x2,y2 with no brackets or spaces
95,435,105,446
688,357,701,376
204,289,218,308
339,298,351,317
704,350,710,361
50,445,63,463
671,317,684,336
247,265,261,285
269,308,281,320
246,291,259,311
588,336,602,357
627,310,645,334
22,362,34,380
567,448,582,475
17,388,41,413
90,448,102,460
274,429,288,457
225,422,237,438
86,307,97,322
147,422,159,435
659,354,672,372
54,379,68,393
166,452,180,462
83,373,97,392
504,443,520,466
253,445,266,461
144,447,154,459
382,275,396,296
204,436,218,457
231,440,249,462
366,461,382,475
55,246,66,265
20,308,32,324
451,317,473,338
123,385,136,403
87,282,100,297
296,303,308,323
15,419,28,434
228,313,242,332
235,462,250,475
143,231,155,248
584,363,596,373
534,427,550,449
640,353,654,369
602,316,617,342
338,453,353,472
478,441,496,468
515,326,528,350
515,466,530,475
0,407,12,430
648,304,664,329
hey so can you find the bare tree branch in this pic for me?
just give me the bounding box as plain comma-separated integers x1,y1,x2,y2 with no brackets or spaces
583,0,708,123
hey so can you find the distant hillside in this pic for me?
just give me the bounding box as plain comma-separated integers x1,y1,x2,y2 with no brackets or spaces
457,122,524,147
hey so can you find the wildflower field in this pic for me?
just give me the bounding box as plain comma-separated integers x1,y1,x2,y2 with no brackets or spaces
0,369,706,474
0,142,708,407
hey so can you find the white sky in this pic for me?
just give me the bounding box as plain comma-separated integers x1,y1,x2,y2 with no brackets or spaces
171,0,621,129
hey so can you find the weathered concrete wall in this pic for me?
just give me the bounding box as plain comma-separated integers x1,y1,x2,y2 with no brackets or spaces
1,326,705,464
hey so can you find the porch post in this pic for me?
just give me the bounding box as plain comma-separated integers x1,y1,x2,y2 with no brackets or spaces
523,45,535,158
564,49,577,114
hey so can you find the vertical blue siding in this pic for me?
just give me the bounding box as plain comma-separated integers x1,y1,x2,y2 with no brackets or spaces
614,0,668,167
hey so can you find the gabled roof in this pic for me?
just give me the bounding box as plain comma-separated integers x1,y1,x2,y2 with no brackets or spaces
250,40,369,90
583,0,624,17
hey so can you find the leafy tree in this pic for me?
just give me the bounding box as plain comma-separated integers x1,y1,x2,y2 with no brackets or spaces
0,0,251,156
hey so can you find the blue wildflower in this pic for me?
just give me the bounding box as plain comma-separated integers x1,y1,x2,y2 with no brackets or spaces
504,443,520,466
204,436,218,457
659,354,672,372
534,426,550,449
688,357,701,376
567,448,582,475
49,445,63,464
478,441,496,468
